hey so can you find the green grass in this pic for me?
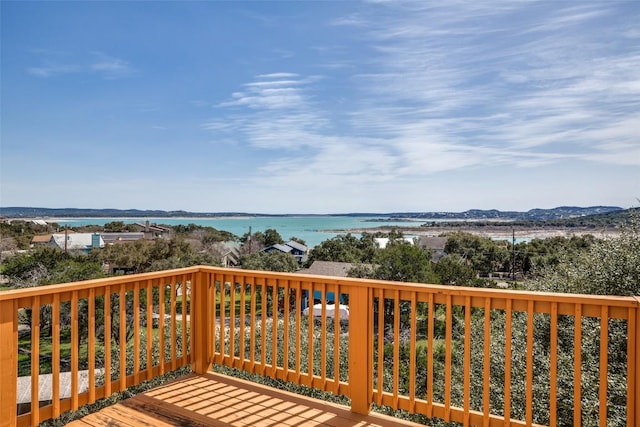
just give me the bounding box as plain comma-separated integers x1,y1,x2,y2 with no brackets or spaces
18,334,92,376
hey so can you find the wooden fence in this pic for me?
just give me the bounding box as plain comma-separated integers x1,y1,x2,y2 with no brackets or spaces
1,266,638,427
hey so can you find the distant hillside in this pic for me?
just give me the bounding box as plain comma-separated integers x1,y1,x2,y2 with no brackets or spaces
0,207,255,218
389,206,623,221
0,205,626,221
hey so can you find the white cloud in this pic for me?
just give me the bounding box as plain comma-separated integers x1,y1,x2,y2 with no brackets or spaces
26,51,132,79
199,1,639,211
90,52,133,79
27,64,81,77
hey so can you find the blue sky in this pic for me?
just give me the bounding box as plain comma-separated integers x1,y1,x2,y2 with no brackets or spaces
1,1,639,214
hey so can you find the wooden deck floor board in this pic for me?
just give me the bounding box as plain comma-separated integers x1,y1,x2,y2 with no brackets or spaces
67,371,425,427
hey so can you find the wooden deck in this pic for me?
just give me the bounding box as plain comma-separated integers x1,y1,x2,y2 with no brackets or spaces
67,372,424,427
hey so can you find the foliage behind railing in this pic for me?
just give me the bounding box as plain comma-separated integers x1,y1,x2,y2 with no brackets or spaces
1,266,639,427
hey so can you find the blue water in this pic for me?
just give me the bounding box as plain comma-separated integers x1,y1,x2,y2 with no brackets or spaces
53,216,428,248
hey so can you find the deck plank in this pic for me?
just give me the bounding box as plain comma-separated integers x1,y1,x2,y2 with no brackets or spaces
68,372,425,427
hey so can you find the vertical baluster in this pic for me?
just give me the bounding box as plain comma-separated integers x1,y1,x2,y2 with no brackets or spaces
229,275,236,367
445,294,452,422
392,289,400,410
52,293,60,417
320,282,327,386
463,295,471,427
550,302,558,427
627,305,639,427
210,273,216,369
599,306,609,427
239,276,246,367
181,275,188,366
260,280,267,374
71,290,79,410
504,299,512,426
526,300,534,425
159,281,165,375
119,283,126,391
307,281,314,385
218,275,227,364
88,288,96,403
271,279,278,377
30,296,41,425
170,279,177,371
133,282,140,384
376,288,384,406
427,292,434,418
410,292,417,413
283,279,290,380
145,281,152,381
483,297,491,427
249,279,256,371
295,280,301,383
333,283,341,394
211,276,218,364
104,288,111,396
574,304,582,427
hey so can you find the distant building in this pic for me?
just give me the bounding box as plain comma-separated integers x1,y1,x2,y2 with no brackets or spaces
131,221,172,239
373,237,416,249
48,233,104,252
262,240,308,264
30,234,53,247
417,236,448,261
213,241,241,267
296,260,360,278
100,232,145,244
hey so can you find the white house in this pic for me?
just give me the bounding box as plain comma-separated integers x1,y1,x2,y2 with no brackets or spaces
49,233,105,252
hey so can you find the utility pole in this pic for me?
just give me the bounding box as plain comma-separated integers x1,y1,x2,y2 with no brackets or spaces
248,226,252,253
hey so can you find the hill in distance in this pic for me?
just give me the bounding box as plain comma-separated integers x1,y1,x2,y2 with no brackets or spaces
0,205,625,221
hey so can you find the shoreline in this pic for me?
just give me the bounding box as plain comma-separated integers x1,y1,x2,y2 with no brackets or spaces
326,225,621,240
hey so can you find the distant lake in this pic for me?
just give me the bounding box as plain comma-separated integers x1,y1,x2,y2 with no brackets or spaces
53,216,434,248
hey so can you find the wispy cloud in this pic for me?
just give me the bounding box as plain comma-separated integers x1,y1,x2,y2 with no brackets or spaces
201,1,639,201
27,51,132,79
27,63,81,77
90,52,133,79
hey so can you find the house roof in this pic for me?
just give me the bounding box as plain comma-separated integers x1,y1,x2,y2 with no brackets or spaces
31,234,52,243
100,232,145,243
296,261,358,278
134,223,172,232
374,237,415,249
263,243,293,253
50,233,105,250
217,241,241,254
284,240,308,252
418,236,448,250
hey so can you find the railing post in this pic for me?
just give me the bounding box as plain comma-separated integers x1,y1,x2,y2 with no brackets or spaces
0,299,18,427
634,298,640,427
348,285,371,414
192,270,211,374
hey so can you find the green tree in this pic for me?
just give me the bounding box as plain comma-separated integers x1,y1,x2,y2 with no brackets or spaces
433,254,475,286
373,241,438,284
528,223,639,296
263,228,284,247
307,233,378,265
93,237,216,273
240,251,299,272
444,232,508,276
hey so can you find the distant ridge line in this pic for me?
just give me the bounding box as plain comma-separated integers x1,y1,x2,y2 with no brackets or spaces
0,206,625,221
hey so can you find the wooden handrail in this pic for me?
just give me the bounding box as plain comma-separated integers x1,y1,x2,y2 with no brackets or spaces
1,266,638,427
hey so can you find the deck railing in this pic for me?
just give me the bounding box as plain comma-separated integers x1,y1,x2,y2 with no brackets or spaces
1,266,638,427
